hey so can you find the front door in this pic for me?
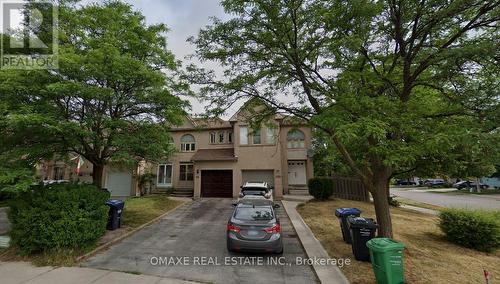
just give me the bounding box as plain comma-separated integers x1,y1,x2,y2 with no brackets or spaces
288,161,306,185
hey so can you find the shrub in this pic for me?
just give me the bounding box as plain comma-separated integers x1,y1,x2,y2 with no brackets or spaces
388,195,401,207
308,177,333,200
8,183,110,255
439,209,500,252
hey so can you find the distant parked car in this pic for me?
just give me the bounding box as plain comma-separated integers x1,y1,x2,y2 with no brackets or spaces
423,179,446,187
238,182,273,201
227,199,283,254
453,181,489,190
395,179,417,186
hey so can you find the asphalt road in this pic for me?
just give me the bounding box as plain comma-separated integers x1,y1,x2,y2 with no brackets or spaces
83,199,317,284
391,188,500,210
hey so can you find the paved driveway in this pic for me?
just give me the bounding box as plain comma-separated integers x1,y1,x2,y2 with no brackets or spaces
391,188,500,210
83,199,317,284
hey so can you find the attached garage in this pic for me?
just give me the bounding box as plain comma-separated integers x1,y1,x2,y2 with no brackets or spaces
201,170,233,198
242,170,275,187
106,170,132,197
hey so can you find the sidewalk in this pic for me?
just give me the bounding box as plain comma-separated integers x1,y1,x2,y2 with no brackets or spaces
0,261,197,284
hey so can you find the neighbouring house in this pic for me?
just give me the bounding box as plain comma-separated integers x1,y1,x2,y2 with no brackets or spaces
37,100,314,198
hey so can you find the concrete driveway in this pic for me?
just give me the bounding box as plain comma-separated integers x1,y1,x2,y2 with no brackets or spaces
83,199,317,284
391,188,500,210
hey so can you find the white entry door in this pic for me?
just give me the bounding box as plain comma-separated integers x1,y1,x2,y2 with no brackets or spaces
288,161,306,185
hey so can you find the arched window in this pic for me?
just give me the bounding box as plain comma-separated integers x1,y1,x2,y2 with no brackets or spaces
180,134,196,152
287,130,305,148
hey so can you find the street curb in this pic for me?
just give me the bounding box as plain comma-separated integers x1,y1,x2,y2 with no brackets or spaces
282,200,350,284
76,199,190,263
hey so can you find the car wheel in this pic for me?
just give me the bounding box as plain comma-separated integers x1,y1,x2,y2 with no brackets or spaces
274,247,283,255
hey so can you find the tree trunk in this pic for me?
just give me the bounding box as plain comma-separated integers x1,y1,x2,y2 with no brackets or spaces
371,178,393,238
92,163,104,189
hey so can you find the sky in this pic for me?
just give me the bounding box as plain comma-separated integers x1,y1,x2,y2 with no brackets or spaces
108,0,233,116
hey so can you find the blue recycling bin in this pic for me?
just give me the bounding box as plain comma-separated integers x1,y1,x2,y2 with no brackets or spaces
335,208,361,244
106,199,124,230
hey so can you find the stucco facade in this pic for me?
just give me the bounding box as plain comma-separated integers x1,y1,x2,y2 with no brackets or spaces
37,100,314,199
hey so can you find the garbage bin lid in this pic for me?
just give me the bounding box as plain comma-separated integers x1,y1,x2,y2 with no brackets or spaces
366,238,405,251
347,217,378,228
334,207,361,217
106,199,125,207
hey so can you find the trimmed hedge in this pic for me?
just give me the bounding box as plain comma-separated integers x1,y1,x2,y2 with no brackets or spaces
8,183,110,255
439,208,500,252
308,177,333,200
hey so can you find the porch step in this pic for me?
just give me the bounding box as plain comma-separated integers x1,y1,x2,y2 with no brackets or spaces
170,188,194,197
288,189,310,195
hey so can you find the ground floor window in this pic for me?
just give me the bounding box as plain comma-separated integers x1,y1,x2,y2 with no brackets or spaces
180,163,194,181
157,164,173,186
52,165,65,180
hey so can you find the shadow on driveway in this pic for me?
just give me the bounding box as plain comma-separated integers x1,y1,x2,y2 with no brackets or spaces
83,199,317,284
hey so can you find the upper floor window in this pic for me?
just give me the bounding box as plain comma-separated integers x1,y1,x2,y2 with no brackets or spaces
287,130,305,148
218,132,225,143
252,129,261,144
266,127,276,144
210,132,216,144
180,134,196,152
228,131,233,143
240,126,248,145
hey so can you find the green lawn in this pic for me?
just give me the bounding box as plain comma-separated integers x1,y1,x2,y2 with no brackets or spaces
122,195,184,228
0,195,184,266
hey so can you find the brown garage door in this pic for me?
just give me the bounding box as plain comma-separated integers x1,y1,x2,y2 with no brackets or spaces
201,170,233,198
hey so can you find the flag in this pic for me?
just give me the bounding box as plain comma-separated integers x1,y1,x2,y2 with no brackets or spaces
70,155,85,175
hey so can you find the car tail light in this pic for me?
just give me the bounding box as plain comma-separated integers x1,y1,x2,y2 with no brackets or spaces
227,223,241,233
264,224,281,234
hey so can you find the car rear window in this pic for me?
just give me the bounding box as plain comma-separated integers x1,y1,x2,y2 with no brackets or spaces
242,187,268,194
235,207,273,221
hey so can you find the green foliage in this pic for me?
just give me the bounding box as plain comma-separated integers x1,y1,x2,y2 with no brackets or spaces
308,178,333,200
439,209,500,252
0,1,188,187
8,183,110,255
388,196,400,207
189,0,499,236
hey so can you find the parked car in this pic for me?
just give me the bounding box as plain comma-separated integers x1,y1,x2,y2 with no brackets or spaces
227,199,283,254
395,179,417,186
238,182,273,201
423,179,446,187
453,181,489,190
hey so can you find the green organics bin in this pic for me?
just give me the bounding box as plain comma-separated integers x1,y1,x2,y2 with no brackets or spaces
366,238,405,284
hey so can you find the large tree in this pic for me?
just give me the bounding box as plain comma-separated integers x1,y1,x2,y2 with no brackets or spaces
189,0,499,237
0,1,188,188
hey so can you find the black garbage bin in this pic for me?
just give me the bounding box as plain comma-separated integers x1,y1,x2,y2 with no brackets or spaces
348,217,378,261
106,199,124,230
334,208,361,244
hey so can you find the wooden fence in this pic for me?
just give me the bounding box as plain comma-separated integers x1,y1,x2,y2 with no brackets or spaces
328,175,370,202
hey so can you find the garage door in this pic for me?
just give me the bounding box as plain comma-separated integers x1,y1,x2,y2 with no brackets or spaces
242,170,274,186
106,170,132,197
201,170,233,198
